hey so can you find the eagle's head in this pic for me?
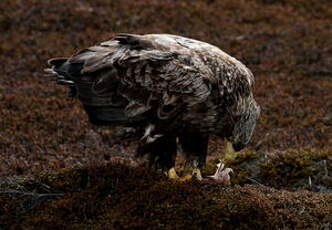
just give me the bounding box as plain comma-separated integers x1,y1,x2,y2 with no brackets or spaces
230,99,260,151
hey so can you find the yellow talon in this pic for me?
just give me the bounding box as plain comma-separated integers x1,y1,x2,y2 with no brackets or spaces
178,168,202,181
180,174,193,181
192,168,203,180
167,167,180,180
166,167,203,181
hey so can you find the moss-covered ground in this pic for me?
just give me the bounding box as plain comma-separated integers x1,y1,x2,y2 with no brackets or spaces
1,161,331,230
0,0,331,229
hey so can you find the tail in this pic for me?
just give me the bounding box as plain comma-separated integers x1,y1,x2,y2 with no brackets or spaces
45,58,77,97
45,58,74,85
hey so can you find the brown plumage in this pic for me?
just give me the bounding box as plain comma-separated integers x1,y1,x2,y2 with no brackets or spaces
46,33,260,178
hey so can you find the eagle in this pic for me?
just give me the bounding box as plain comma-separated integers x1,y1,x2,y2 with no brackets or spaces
46,33,260,180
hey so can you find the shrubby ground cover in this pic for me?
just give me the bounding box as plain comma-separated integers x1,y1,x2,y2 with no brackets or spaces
0,0,331,229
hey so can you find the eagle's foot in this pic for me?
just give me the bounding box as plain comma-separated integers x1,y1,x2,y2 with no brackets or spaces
166,167,203,181
192,168,203,180
166,167,180,180
181,158,203,181
179,174,193,181
176,168,203,181
224,139,237,161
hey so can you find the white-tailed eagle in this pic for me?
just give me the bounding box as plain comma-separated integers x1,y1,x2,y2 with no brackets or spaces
46,33,260,180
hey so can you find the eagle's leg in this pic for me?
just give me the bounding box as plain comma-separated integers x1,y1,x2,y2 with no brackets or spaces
224,138,237,160
137,135,178,179
178,134,209,180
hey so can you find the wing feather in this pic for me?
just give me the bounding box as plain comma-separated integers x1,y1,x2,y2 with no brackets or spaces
68,34,211,119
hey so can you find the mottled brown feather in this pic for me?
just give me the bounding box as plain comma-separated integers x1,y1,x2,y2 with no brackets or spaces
48,33,259,144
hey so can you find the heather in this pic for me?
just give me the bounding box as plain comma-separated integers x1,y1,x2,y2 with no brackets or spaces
0,0,331,229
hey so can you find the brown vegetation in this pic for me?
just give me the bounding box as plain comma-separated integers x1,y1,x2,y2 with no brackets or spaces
1,163,331,230
0,0,331,229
